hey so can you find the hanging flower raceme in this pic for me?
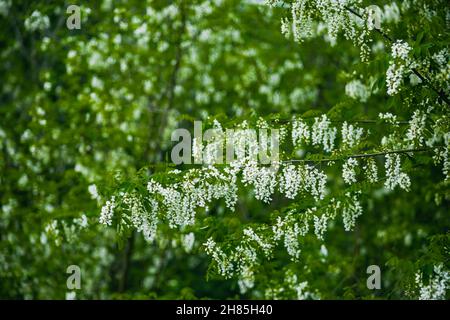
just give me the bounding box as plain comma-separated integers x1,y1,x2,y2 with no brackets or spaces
384,154,411,191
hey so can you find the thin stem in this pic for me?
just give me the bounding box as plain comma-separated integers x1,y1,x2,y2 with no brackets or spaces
144,147,442,168
274,118,409,125
284,147,437,164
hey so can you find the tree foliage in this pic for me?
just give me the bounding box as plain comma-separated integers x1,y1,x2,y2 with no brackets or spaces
0,0,448,299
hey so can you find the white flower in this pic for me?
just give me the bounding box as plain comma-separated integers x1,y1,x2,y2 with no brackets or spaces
386,41,412,95
313,214,328,240
88,184,99,200
281,17,291,38
391,40,412,61
345,80,370,102
291,0,314,42
303,165,327,201
311,115,337,153
91,76,104,90
204,237,216,252
384,154,411,191
76,214,88,228
320,244,328,257
203,237,233,278
285,271,311,300
342,192,363,231
123,192,159,242
24,10,50,32
342,158,358,184
432,49,448,67
272,211,307,260
441,148,449,181
237,265,255,294
405,110,426,147
386,63,405,95
378,112,398,124
292,118,310,147
243,227,273,257
415,264,449,300
283,223,301,260
242,161,278,203
182,232,195,253
341,122,364,148
272,216,285,241
99,196,115,225
363,158,378,183
279,164,302,199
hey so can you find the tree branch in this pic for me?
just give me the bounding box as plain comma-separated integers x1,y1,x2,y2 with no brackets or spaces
274,118,410,125
284,147,439,163
344,6,450,106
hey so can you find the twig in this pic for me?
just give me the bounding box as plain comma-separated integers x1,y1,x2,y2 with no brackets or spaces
274,118,409,125
284,147,437,163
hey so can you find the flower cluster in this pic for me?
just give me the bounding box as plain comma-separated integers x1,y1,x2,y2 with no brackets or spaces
285,271,312,300
292,117,365,152
311,115,337,153
237,265,255,294
265,268,314,299
123,192,159,242
386,64,406,96
341,122,364,149
313,214,329,241
88,184,99,200
391,40,412,60
433,146,450,181
242,161,279,203
272,211,308,261
342,158,358,184
243,227,273,257
279,164,327,201
24,10,50,32
363,158,378,183
204,238,234,278
414,264,449,300
342,192,363,231
378,112,398,125
182,232,195,253
99,196,115,226
146,166,239,228
279,165,302,199
384,154,411,191
405,109,427,147
202,192,358,283
386,40,413,95
272,0,380,61
345,80,371,102
292,118,310,147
